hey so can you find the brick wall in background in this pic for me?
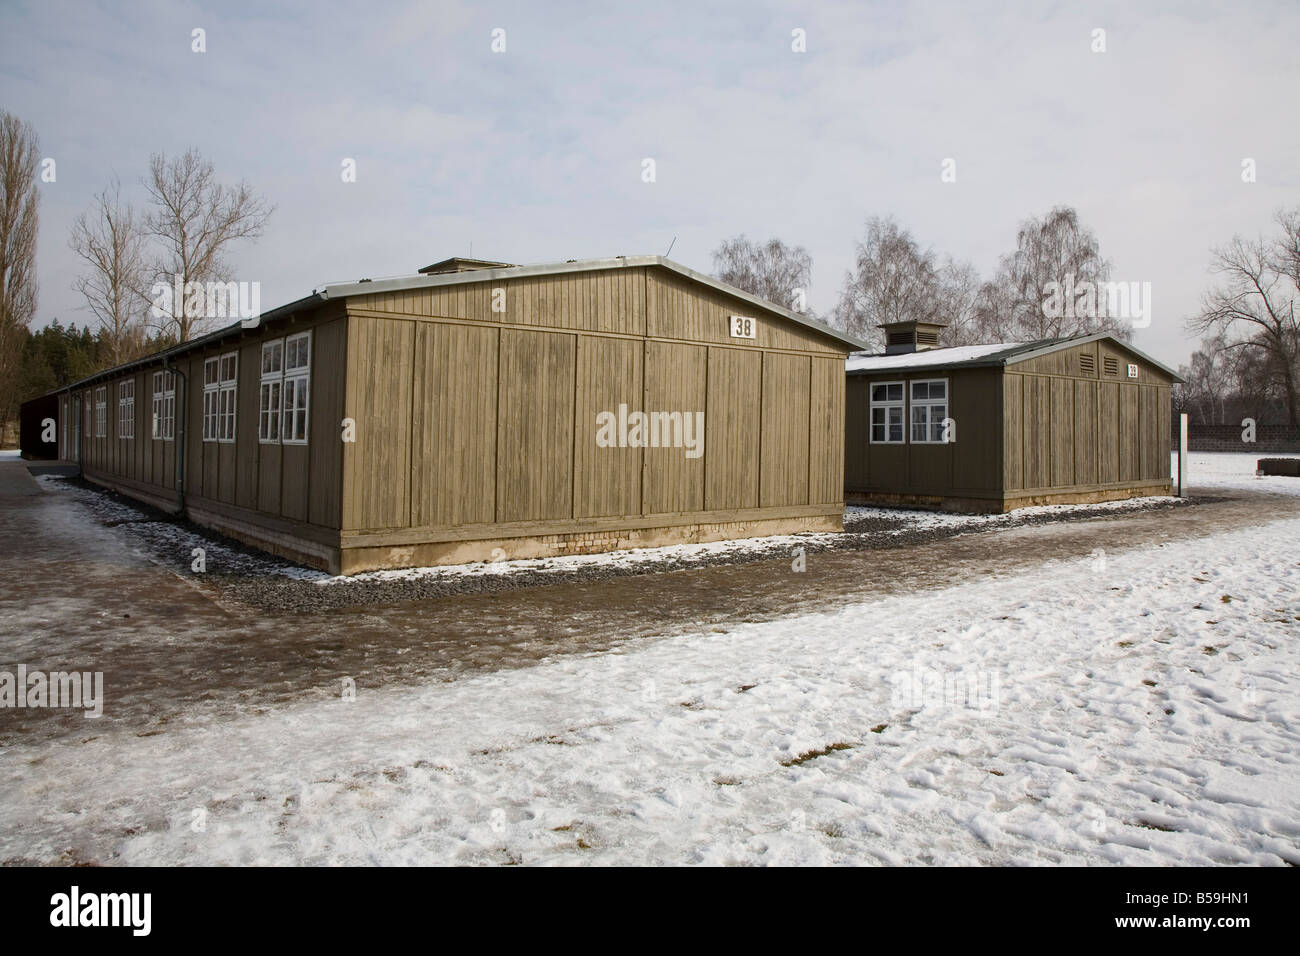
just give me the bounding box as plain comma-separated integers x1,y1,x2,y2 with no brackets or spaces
1171,423,1300,452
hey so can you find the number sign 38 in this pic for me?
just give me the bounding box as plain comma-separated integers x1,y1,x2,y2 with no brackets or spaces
729,315,757,339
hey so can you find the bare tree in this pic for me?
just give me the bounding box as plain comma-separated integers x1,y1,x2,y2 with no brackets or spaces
970,278,1018,344
1233,345,1291,425
833,217,945,348
1177,337,1235,425
1187,209,1300,426
144,148,273,341
0,111,40,432
711,235,812,312
69,178,150,366
992,206,1129,341
934,257,985,346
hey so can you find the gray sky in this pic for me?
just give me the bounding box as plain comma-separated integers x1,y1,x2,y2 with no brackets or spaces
3,0,1297,369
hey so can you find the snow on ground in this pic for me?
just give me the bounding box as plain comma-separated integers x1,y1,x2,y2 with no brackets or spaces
1177,450,1300,493
32,474,318,581
3,453,1298,865
845,494,1178,533
33,473,1185,587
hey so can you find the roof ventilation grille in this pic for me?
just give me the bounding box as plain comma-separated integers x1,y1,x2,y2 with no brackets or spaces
878,320,947,355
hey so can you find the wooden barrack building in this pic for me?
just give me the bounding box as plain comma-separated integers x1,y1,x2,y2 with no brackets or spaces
55,256,865,574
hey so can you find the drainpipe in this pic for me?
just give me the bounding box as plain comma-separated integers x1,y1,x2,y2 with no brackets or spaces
165,359,187,516
75,387,84,470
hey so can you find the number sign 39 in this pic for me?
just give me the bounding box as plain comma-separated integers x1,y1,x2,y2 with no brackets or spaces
729,315,757,339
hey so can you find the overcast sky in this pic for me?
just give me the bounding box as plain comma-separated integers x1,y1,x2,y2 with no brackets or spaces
3,0,1297,368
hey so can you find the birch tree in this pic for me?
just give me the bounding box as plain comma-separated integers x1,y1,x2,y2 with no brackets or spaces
69,178,149,365
711,235,813,312
144,148,273,341
990,206,1126,341
833,217,942,348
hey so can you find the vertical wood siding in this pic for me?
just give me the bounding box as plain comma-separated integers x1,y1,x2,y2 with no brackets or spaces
999,342,1174,494
641,340,707,514
574,334,642,518
496,328,576,523
410,322,499,527
705,347,761,511
345,316,413,530
759,352,810,508
809,356,846,505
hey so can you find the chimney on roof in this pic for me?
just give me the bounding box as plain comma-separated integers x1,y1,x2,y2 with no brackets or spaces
418,257,517,275
878,320,946,355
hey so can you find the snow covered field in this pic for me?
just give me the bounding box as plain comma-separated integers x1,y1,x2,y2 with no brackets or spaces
2,452,1298,865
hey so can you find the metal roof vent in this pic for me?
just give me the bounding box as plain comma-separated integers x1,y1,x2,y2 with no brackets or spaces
417,257,517,275
878,320,947,355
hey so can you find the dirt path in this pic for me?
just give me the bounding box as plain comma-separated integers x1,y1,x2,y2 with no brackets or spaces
2,459,1296,745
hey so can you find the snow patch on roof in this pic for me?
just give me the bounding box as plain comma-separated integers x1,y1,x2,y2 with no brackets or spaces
845,342,1023,372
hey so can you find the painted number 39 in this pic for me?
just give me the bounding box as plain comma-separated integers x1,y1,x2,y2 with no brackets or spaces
729,315,756,339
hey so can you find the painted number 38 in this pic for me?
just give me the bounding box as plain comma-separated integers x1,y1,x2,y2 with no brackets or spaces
729,315,756,339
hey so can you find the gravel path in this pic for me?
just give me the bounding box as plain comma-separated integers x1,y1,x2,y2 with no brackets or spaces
35,474,1196,611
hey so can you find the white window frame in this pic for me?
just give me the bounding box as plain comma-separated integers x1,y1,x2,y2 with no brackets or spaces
218,352,237,442
152,370,176,441
118,380,134,439
259,339,284,443
281,331,311,445
869,381,906,444
910,378,949,444
202,357,220,442
202,352,239,443
93,386,107,438
259,332,311,445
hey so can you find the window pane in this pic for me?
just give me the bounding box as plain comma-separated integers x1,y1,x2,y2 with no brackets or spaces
262,342,282,375
930,381,946,399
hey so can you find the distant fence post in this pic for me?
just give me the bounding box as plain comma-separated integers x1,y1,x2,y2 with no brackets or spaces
1177,414,1188,496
